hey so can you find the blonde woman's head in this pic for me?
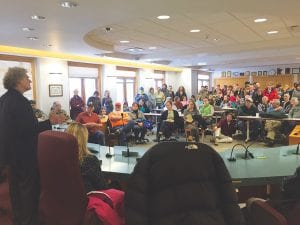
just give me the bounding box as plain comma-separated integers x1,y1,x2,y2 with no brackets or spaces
66,122,91,162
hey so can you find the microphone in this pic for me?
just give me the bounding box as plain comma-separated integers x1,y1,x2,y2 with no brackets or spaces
244,142,255,159
293,143,300,155
228,143,247,162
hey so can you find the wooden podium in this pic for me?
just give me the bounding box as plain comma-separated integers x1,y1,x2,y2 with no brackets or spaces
289,125,300,145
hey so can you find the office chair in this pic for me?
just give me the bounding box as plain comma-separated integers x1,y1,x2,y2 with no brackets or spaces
247,198,300,225
37,130,102,225
0,167,12,225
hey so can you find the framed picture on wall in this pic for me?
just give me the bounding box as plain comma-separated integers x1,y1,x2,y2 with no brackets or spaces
227,71,232,77
245,71,250,76
285,68,291,74
258,71,262,76
221,71,226,77
263,71,267,75
251,72,257,76
49,84,63,97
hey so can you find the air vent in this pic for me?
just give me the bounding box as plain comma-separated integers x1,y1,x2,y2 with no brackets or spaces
290,25,300,32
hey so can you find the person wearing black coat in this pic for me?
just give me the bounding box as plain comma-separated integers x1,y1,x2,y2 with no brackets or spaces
159,100,180,140
125,142,245,225
0,67,39,225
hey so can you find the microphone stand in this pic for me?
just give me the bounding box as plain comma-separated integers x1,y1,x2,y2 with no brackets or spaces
293,143,300,155
228,143,247,162
121,112,138,157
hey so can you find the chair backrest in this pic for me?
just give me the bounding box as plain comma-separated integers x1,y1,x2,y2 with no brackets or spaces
250,200,288,225
38,130,87,225
287,201,300,225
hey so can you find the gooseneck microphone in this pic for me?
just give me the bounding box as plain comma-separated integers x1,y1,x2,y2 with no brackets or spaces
244,142,255,159
228,143,247,162
293,143,300,155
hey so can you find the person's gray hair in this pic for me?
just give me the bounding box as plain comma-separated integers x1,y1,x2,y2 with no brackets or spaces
3,67,27,90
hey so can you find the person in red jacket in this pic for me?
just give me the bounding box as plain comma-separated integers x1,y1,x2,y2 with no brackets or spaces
263,82,279,101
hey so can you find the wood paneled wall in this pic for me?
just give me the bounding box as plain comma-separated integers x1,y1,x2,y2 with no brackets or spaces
214,77,249,87
214,75,295,88
252,75,294,88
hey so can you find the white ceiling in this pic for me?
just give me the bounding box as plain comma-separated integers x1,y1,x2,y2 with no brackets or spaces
2,0,300,70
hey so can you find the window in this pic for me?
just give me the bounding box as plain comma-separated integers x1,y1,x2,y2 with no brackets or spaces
0,55,35,100
197,74,210,92
115,67,137,105
68,62,100,103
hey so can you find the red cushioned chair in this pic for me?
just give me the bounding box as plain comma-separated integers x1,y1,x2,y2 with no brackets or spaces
247,198,300,225
247,199,288,225
0,167,12,225
38,130,102,225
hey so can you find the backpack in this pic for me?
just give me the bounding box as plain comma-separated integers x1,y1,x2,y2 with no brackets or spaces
143,120,154,130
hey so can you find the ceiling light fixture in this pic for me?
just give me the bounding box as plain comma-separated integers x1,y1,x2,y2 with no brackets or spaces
157,15,170,20
254,18,267,23
120,40,130,43
267,30,278,34
126,47,144,52
31,15,46,20
190,29,200,33
61,1,78,8
197,62,207,66
22,27,34,32
27,37,39,41
213,38,219,41
148,46,157,50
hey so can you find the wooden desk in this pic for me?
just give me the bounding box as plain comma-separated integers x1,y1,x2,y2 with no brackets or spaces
289,125,300,145
237,116,300,142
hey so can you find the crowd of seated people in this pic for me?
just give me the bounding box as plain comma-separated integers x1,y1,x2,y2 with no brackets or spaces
35,79,300,147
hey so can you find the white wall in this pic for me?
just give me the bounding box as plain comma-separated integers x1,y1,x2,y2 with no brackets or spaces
35,58,69,114
102,64,118,102
138,68,156,94
166,68,192,97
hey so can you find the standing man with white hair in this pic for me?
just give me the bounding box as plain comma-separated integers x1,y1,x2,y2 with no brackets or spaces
0,67,39,225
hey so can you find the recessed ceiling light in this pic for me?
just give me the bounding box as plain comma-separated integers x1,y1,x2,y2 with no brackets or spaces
27,37,38,41
254,18,267,23
267,30,279,34
126,47,144,52
197,62,207,66
31,15,46,20
213,38,219,41
61,1,78,8
120,40,130,43
148,46,157,50
22,27,34,32
157,15,170,20
190,29,200,33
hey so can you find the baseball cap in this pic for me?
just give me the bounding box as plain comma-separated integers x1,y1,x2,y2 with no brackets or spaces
245,97,253,103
